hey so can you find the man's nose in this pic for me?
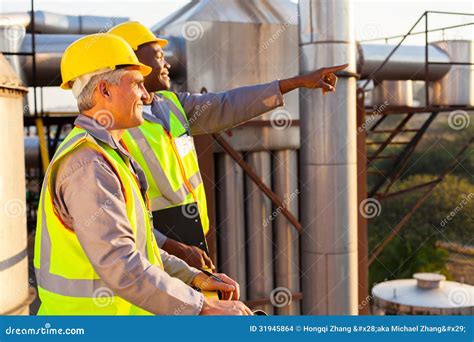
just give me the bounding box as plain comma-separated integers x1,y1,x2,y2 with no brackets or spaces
139,83,150,102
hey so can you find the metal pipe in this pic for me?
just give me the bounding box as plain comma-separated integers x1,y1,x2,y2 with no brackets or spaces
273,150,300,315
216,153,247,300
245,151,274,314
299,0,358,315
358,43,451,81
2,11,128,34
356,89,369,315
213,133,301,232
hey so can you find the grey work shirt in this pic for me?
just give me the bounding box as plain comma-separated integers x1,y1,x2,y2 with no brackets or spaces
51,114,204,315
147,80,285,246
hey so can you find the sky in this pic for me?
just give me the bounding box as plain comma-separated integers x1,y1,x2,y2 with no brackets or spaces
1,0,473,111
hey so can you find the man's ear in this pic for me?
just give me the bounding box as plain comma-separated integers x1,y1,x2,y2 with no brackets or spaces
97,80,112,101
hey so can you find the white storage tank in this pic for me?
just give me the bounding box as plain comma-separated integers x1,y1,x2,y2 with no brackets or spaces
372,273,474,315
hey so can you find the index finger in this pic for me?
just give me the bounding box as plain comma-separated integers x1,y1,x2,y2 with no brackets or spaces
323,63,349,73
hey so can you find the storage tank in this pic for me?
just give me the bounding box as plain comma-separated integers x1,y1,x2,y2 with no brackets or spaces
372,273,474,315
0,54,34,315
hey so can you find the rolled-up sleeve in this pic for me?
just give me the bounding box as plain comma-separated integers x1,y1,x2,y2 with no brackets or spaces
176,80,284,135
53,146,204,315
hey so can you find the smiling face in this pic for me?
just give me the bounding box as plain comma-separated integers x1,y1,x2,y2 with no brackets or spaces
135,41,171,93
99,67,150,129
114,69,149,128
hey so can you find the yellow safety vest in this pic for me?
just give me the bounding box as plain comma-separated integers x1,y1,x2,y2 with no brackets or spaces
122,91,209,235
34,127,164,315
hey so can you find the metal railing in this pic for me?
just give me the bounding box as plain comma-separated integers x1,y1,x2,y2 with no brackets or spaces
361,11,474,108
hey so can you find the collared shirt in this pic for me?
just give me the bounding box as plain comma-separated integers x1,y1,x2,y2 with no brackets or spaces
51,114,204,315
145,80,285,246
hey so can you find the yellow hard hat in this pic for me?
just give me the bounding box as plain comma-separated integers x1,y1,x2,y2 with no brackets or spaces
108,21,168,51
60,33,152,89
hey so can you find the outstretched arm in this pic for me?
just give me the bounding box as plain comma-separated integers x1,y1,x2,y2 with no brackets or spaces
176,63,349,135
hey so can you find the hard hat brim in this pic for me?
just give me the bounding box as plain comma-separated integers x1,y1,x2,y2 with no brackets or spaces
60,62,152,90
156,38,168,48
137,37,168,50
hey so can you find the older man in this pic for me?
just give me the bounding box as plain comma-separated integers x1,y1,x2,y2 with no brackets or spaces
34,33,251,315
108,21,348,269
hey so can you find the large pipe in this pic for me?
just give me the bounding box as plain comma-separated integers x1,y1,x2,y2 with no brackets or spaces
245,152,274,314
358,43,451,81
2,11,128,34
299,0,358,315
216,153,247,300
0,54,32,315
273,150,300,315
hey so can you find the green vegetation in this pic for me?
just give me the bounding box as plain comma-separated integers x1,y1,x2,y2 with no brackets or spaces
368,114,473,286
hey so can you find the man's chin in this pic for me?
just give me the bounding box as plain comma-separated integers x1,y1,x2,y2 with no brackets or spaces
136,114,145,126
158,80,171,91
129,113,144,128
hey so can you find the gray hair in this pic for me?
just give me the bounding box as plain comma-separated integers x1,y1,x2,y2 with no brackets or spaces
76,68,128,112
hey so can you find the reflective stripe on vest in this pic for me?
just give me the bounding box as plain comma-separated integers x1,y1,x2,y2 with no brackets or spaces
34,127,163,315
123,91,209,235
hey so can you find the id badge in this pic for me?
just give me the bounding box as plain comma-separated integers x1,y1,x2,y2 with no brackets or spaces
174,135,194,157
